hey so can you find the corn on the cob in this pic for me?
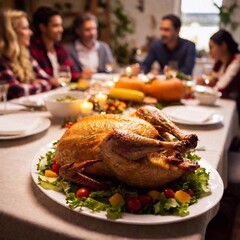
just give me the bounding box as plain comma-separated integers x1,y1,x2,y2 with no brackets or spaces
109,88,145,102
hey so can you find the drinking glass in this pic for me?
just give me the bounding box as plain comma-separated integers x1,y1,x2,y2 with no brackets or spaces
0,82,9,114
164,61,178,78
105,63,114,73
87,79,105,96
168,60,179,71
201,63,214,85
57,66,72,87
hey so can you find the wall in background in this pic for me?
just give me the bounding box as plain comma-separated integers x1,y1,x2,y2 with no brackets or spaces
29,0,85,28
119,0,180,49
120,0,239,50
1,0,238,52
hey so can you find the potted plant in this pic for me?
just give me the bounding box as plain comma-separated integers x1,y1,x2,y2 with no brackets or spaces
214,1,239,31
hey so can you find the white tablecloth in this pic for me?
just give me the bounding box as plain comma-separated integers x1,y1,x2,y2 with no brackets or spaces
0,98,238,240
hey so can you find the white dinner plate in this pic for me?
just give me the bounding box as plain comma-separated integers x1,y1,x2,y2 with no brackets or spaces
31,143,224,225
91,73,120,81
162,106,223,126
0,116,51,140
11,96,45,108
10,89,74,108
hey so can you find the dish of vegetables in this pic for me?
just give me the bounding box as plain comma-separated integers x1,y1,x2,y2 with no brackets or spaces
32,142,224,224
55,95,79,102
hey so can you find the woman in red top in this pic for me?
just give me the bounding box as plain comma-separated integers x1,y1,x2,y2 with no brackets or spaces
197,30,240,112
0,9,54,99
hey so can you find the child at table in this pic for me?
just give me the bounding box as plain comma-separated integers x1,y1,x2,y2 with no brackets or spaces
0,9,57,99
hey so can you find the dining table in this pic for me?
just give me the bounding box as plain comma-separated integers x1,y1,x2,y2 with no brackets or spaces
0,87,239,240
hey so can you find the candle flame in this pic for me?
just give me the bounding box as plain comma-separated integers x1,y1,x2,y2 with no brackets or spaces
82,100,89,106
126,66,132,72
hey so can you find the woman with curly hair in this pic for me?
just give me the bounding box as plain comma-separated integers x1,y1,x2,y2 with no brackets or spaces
0,9,54,99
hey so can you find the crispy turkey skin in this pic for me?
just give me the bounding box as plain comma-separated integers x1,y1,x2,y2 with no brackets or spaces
55,106,199,189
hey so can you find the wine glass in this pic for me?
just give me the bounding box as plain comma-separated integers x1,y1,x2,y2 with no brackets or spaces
105,63,114,73
0,81,9,114
168,60,179,71
164,61,178,78
57,66,72,88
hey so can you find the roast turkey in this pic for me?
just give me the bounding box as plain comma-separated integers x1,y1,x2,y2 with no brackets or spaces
55,106,199,190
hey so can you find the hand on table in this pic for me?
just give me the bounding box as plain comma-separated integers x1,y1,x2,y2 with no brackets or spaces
195,76,206,85
150,69,160,75
195,76,217,87
81,68,96,79
130,63,141,76
49,78,61,88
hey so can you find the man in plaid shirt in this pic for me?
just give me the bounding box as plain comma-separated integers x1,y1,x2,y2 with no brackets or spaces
30,6,80,82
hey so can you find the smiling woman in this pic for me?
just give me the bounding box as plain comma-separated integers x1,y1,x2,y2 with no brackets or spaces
0,8,52,99
15,16,33,48
196,29,240,115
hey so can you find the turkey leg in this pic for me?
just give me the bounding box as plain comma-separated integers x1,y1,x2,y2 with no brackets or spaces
59,160,108,190
133,106,198,148
101,130,197,161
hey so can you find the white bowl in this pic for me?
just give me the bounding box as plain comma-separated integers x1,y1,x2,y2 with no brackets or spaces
44,91,88,118
194,86,221,106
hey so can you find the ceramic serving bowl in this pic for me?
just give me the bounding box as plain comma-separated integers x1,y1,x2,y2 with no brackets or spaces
45,91,88,118
194,85,221,106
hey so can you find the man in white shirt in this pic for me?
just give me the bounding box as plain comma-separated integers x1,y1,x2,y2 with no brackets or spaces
66,13,114,79
75,39,99,72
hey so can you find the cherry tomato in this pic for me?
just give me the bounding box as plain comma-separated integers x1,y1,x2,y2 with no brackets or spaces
64,122,74,128
51,163,60,174
76,188,90,198
185,189,194,197
163,188,175,199
138,195,152,207
126,197,142,213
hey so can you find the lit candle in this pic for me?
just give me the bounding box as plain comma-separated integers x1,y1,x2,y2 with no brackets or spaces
106,80,115,88
95,91,107,108
136,49,142,55
141,75,149,83
113,76,119,83
79,100,93,115
125,66,132,76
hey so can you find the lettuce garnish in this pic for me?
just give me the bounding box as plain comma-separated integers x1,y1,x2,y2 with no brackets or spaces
37,143,211,220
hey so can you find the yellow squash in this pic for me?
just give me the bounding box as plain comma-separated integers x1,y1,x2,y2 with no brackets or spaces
109,88,145,102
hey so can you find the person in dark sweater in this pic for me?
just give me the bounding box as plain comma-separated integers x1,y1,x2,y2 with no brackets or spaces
141,14,196,75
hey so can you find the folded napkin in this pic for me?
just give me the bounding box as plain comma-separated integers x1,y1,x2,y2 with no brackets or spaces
21,97,44,107
167,107,214,124
10,95,45,107
0,114,41,135
0,103,26,114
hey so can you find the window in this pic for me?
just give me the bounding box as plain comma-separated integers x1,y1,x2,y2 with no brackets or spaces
180,0,222,51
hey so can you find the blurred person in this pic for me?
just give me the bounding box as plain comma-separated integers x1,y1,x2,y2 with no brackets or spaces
196,29,240,111
141,14,196,75
66,13,114,79
30,6,79,81
197,30,240,161
0,9,52,99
